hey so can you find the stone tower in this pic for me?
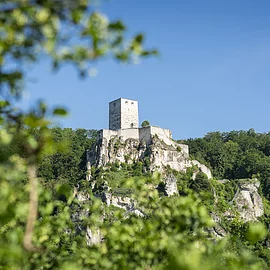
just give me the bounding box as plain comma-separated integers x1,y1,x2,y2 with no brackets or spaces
109,98,139,130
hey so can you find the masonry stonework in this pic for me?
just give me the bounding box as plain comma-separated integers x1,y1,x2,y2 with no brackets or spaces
109,98,139,130
109,98,121,130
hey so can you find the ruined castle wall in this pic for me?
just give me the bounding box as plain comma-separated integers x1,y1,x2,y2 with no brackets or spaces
99,129,118,143
139,127,152,144
150,126,173,146
139,126,173,145
150,126,172,139
101,126,180,149
99,128,139,142
99,127,189,158
118,128,139,141
149,127,189,156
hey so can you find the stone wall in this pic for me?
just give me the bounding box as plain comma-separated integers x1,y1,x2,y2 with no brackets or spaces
109,98,121,130
99,128,139,142
109,98,139,130
98,129,118,140
99,126,187,154
191,160,212,180
139,126,172,144
150,126,175,149
121,98,139,129
139,126,189,157
139,126,152,143
118,128,140,141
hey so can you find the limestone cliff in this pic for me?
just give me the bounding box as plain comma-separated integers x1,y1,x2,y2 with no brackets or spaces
232,179,264,222
209,178,264,239
87,127,212,179
206,179,265,240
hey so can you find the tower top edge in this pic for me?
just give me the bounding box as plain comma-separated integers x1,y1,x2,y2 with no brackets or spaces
109,98,138,104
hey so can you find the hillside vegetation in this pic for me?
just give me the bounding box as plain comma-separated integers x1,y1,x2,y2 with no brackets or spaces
2,127,270,269
183,129,270,200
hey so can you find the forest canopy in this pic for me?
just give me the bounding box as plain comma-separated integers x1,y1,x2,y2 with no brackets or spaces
184,129,270,200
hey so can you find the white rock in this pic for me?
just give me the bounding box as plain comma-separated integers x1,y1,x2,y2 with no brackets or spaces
233,179,264,222
86,227,103,246
164,174,178,197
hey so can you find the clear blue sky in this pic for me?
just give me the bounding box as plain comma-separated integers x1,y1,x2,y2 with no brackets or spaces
22,0,270,139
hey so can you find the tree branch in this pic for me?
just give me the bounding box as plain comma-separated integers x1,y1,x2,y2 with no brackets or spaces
23,164,39,252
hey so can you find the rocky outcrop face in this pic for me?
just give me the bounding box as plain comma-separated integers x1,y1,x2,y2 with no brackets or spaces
86,227,103,246
208,179,264,239
233,179,264,222
212,179,264,224
164,174,178,197
102,192,132,209
101,192,144,217
209,213,228,238
88,137,143,167
147,136,189,172
87,133,212,179
191,160,212,180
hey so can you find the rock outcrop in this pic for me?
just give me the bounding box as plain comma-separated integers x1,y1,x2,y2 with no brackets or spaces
101,192,132,209
210,213,228,238
86,227,103,246
208,179,264,239
101,192,144,217
232,179,264,222
164,174,178,197
87,129,212,179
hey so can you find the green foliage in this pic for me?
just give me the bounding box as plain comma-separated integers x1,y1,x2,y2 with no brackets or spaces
185,130,270,200
36,127,97,189
210,179,238,213
246,223,268,243
166,238,268,270
113,139,122,151
141,120,150,127
2,150,270,269
189,172,211,192
124,154,131,163
92,161,154,196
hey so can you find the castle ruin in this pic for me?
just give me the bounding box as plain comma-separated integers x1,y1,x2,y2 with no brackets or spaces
97,98,189,153
87,98,211,179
